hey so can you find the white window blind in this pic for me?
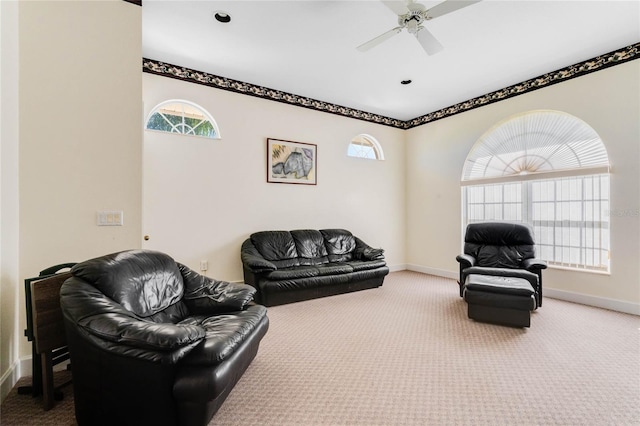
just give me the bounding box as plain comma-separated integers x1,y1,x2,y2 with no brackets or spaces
463,110,609,182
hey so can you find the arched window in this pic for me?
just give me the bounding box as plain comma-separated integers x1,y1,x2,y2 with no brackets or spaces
145,100,220,139
462,110,610,272
347,134,384,160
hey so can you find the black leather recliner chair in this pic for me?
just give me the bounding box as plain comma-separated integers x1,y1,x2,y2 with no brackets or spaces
60,249,269,426
456,222,547,307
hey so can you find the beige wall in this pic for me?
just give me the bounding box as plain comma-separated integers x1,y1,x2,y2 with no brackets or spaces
406,60,640,312
0,0,143,396
2,0,638,404
142,73,407,280
1,0,21,400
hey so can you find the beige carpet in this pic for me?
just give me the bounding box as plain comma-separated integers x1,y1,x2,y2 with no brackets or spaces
2,271,639,425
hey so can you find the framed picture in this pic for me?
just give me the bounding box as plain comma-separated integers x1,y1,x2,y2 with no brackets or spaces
267,138,317,185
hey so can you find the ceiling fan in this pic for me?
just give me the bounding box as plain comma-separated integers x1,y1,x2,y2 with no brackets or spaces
357,0,481,55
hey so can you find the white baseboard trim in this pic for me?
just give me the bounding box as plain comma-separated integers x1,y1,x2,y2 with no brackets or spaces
388,263,407,273
544,288,640,316
405,264,458,280
404,264,639,316
0,357,31,403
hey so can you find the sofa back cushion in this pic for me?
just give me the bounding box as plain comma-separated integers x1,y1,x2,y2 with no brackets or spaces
291,229,329,265
70,249,184,318
320,229,356,262
250,231,300,269
463,222,535,268
472,244,531,268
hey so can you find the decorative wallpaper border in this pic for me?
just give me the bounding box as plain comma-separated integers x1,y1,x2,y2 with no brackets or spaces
142,59,405,129
405,42,640,129
143,42,639,130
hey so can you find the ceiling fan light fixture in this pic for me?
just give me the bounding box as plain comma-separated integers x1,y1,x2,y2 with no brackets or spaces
213,11,231,23
357,0,481,54
406,19,419,34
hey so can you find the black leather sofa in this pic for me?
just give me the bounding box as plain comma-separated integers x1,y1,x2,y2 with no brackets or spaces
60,249,269,426
241,229,389,306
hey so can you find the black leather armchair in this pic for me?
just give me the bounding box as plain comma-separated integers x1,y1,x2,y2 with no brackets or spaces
456,222,547,307
60,249,269,426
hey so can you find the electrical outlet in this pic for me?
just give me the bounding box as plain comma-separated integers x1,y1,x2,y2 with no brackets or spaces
200,260,208,271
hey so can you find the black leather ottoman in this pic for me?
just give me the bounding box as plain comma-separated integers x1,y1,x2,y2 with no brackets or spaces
463,274,537,328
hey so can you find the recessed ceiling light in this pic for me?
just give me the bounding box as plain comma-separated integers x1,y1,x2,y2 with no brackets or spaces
214,11,231,23
401,80,412,85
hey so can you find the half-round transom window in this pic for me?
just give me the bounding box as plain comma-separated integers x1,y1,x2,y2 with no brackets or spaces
145,100,220,139
348,134,384,160
462,110,608,182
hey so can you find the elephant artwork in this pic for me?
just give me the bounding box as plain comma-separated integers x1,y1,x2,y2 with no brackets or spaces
272,149,312,178
267,139,317,185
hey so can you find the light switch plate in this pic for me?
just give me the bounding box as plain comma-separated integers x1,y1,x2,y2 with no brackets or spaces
97,210,124,226
200,260,208,271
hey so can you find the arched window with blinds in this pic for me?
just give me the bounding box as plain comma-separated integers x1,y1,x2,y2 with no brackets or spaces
462,110,611,273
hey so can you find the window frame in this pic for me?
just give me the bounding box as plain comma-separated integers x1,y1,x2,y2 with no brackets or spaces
145,99,221,140
461,110,611,274
347,134,384,160
462,174,610,273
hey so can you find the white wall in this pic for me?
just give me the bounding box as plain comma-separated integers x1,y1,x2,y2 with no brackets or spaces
143,73,406,280
1,0,143,395
406,60,640,313
1,0,21,401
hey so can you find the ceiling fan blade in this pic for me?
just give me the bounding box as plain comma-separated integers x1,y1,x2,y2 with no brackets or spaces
357,27,403,52
426,0,481,19
381,1,410,16
415,26,444,55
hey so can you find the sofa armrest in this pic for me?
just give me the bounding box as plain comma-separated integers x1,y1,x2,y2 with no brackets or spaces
241,239,277,272
80,313,205,351
523,258,548,272
522,258,546,307
354,237,385,260
456,254,476,296
456,254,476,269
178,263,256,313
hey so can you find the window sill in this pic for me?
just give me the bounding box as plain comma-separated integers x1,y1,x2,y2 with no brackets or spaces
547,264,610,276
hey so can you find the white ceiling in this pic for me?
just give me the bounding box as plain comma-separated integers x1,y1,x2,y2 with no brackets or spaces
142,1,640,121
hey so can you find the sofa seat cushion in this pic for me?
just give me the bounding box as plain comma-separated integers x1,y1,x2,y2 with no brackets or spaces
179,305,267,366
346,259,387,272
261,273,351,292
266,266,320,280
315,263,353,276
265,262,356,280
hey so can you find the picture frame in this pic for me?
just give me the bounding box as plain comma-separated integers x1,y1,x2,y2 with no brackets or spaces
267,138,317,185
